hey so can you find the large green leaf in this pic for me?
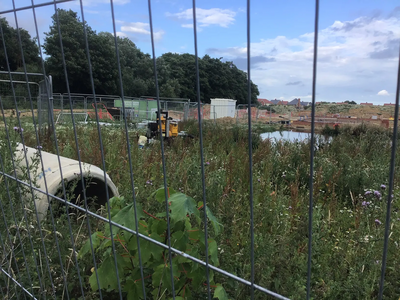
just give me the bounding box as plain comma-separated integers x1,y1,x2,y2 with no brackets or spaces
89,254,125,291
78,231,103,259
125,276,145,300
152,263,179,293
105,203,145,240
213,284,229,300
199,202,223,236
169,192,199,223
128,233,163,263
171,230,188,251
151,187,176,204
150,218,167,235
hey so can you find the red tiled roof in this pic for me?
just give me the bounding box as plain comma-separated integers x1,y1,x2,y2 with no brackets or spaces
258,98,272,105
384,103,396,106
360,102,373,105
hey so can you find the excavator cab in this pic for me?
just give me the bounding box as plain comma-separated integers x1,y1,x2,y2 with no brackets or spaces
147,110,178,139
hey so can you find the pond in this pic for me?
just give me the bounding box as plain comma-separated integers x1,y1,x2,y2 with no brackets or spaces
260,131,318,143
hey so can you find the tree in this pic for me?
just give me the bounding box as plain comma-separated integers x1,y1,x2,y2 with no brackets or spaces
44,10,155,96
0,17,40,72
345,100,357,105
44,9,94,93
43,9,260,102
156,53,259,104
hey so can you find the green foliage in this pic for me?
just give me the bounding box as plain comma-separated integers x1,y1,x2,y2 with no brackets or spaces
78,190,227,299
327,104,353,114
6,121,400,299
157,53,259,103
0,17,40,72
42,9,259,102
345,100,357,105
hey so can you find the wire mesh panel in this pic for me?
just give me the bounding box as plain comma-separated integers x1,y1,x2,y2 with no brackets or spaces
1,0,400,300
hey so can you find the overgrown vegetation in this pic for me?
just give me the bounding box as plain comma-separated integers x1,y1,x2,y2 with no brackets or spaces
1,121,400,299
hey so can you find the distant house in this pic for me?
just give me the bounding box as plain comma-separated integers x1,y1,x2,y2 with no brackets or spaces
288,98,300,106
288,98,310,108
360,102,373,106
300,101,311,107
258,98,272,106
279,100,289,105
336,102,345,105
384,103,396,106
270,99,281,105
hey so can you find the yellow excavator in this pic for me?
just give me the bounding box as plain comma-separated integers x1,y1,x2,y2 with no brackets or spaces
146,110,179,139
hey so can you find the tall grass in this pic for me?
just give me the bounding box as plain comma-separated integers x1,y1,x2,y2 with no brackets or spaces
1,121,400,299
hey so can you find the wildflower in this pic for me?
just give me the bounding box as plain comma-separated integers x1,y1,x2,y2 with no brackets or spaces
364,191,372,196
381,184,386,190
205,162,210,165
13,126,23,133
374,191,382,199
36,145,43,150
362,201,370,208
257,178,261,182
375,219,382,225
288,206,292,210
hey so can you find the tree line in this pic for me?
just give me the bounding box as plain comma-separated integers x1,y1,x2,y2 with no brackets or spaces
0,9,259,104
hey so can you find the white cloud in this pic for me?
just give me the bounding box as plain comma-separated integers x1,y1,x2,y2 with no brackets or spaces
377,89,390,96
119,22,165,41
207,13,400,103
167,8,236,28
182,24,193,29
116,31,128,37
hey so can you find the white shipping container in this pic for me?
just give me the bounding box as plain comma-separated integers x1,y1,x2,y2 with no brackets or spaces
210,98,237,119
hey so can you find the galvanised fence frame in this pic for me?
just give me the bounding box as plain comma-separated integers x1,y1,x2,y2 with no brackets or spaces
0,0,399,299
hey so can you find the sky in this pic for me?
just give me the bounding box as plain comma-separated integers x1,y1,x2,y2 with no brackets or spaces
1,0,399,104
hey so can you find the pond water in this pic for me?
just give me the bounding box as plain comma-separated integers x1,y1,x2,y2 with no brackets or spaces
260,131,316,143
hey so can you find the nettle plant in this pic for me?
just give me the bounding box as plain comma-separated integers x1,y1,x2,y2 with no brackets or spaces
78,187,229,300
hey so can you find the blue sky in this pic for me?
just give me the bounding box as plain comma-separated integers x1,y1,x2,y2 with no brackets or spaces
1,0,399,104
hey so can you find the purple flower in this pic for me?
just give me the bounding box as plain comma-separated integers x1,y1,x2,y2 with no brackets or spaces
13,127,23,133
364,191,372,196
381,184,386,190
375,219,382,225
36,145,43,150
257,178,261,182
205,162,210,165
288,206,292,210
362,201,369,207
374,191,382,199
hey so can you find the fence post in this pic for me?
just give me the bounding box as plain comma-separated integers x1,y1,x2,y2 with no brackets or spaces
48,75,54,134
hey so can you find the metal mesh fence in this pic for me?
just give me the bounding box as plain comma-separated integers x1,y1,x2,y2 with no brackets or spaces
0,0,400,300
